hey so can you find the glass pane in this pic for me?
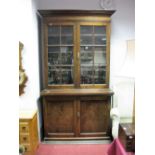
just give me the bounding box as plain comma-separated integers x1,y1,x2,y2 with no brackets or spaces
61,66,73,84
61,53,73,64
61,36,73,45
94,26,106,34
95,46,106,53
81,66,93,84
61,47,73,64
81,36,93,45
61,26,73,35
61,26,73,45
48,47,60,53
48,66,61,84
94,52,106,65
94,66,106,84
61,46,72,53
48,26,60,35
80,46,93,65
94,26,106,45
81,26,93,34
94,36,106,45
81,46,93,52
48,53,61,65
48,36,60,45
80,26,93,45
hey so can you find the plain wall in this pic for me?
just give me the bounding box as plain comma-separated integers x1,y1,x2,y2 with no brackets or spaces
18,0,42,140
19,0,40,110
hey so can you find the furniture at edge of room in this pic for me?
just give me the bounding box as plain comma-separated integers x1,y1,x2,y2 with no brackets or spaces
19,110,39,155
118,123,135,152
38,10,115,141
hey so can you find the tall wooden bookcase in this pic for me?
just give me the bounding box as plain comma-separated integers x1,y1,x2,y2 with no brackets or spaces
38,10,115,140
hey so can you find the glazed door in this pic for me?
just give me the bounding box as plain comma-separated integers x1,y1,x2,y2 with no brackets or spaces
44,21,110,89
77,22,110,88
44,22,77,88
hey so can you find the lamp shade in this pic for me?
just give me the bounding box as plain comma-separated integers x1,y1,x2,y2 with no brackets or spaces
117,40,135,78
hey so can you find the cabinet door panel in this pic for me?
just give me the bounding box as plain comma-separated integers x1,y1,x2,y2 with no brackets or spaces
80,99,110,137
44,99,76,137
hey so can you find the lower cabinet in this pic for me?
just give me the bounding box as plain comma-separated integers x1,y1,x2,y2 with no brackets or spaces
43,95,112,140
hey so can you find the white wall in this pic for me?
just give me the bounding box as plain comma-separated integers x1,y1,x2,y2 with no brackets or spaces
37,0,135,120
19,0,40,110
110,0,135,120
111,0,135,75
38,0,104,10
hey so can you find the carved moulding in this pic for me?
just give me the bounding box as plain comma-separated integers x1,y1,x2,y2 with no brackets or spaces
19,42,28,96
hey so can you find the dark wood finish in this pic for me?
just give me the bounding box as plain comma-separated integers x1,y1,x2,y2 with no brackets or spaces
106,23,111,85
40,10,113,88
38,10,115,17
119,123,135,152
80,98,111,137
133,87,135,125
43,99,76,137
41,88,114,96
44,136,110,141
42,92,113,140
39,10,114,140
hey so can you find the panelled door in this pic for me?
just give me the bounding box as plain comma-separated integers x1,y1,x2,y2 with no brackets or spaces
43,97,111,139
79,97,111,138
43,97,77,138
